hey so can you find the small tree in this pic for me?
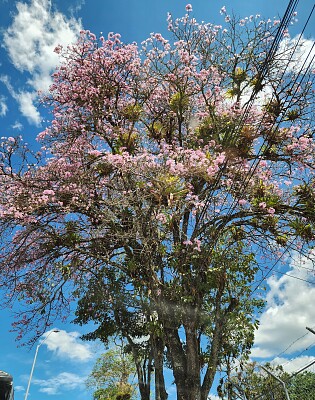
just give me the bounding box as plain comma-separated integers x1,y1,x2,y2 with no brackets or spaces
0,5,314,400
86,346,137,400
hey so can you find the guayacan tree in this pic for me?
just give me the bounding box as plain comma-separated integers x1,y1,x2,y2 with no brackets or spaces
0,4,315,400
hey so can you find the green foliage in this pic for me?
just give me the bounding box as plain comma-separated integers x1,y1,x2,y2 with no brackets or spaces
2,7,315,400
285,109,300,121
86,347,137,400
169,92,189,113
219,362,315,400
289,371,315,400
122,104,143,122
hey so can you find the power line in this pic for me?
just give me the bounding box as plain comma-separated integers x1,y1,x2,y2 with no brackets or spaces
279,341,315,368
250,236,315,297
218,326,315,384
216,3,315,232
271,269,315,285
193,0,311,245
271,327,315,361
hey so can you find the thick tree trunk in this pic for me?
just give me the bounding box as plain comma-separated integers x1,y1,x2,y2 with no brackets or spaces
164,327,187,395
152,336,168,400
137,360,152,400
201,277,227,400
184,311,201,400
167,276,228,400
165,314,202,400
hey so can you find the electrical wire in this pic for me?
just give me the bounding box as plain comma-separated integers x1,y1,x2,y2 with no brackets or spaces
271,269,315,285
214,4,315,232
194,0,302,231
279,341,315,368
272,331,314,362
250,237,314,298
192,3,315,303
218,326,315,383
196,0,315,237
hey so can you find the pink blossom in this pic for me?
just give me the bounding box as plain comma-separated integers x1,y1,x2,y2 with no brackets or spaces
238,199,247,206
89,150,102,157
193,238,201,252
283,29,290,38
267,207,275,214
215,153,226,164
260,160,267,167
54,45,63,54
207,165,219,177
156,213,167,224
42,189,55,196
185,4,193,12
259,202,267,209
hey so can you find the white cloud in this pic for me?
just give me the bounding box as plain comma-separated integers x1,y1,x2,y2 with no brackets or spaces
14,385,25,392
2,0,82,124
17,91,42,126
234,35,315,110
278,35,315,74
68,0,86,15
42,329,93,362
11,121,23,130
0,75,41,126
251,253,315,359
33,372,85,395
272,355,315,374
0,95,8,116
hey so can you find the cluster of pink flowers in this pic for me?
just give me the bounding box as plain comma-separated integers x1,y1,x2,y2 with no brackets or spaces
0,5,314,266
183,238,202,252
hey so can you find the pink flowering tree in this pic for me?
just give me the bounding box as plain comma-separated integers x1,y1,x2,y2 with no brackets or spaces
0,6,315,400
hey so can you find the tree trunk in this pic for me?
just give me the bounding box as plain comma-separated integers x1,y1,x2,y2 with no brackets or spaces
165,314,203,400
184,311,201,400
152,336,168,400
201,279,227,400
127,337,151,400
164,327,187,397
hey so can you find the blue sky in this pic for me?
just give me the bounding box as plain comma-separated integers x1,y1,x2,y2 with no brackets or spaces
0,0,315,399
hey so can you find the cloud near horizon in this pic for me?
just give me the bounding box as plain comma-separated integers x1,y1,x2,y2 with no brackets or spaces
251,252,315,361
272,355,315,374
33,372,85,395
